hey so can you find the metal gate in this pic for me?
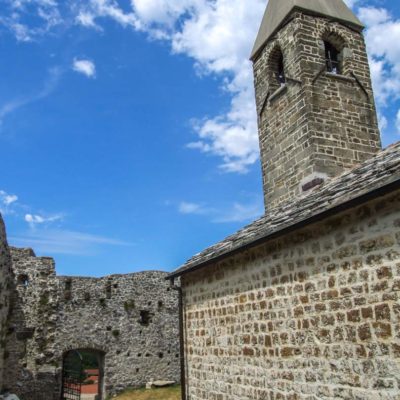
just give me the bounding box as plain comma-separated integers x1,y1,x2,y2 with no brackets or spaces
61,350,83,400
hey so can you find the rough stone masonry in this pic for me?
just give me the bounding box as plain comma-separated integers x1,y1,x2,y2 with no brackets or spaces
180,190,400,400
0,215,11,389
1,246,180,399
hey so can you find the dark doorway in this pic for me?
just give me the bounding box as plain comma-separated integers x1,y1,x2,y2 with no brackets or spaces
61,349,105,400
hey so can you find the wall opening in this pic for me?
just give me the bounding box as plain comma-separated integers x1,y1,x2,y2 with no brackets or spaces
17,274,29,287
268,46,286,93
64,279,72,300
139,310,151,326
324,41,341,74
322,32,346,75
61,349,105,400
105,281,112,299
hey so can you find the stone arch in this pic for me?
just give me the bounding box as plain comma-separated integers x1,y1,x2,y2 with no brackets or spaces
61,340,109,356
267,44,286,93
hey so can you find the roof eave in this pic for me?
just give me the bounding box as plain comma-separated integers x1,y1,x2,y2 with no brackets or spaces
167,177,400,280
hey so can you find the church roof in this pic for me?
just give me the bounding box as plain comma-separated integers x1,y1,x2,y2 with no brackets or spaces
251,0,364,60
169,142,400,279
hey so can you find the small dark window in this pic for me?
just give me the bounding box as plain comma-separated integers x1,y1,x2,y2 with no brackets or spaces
64,279,72,300
65,280,72,291
277,53,286,85
325,41,341,74
18,274,29,287
106,281,112,299
139,310,151,326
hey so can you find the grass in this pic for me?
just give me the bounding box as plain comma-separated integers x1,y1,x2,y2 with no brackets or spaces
113,385,181,400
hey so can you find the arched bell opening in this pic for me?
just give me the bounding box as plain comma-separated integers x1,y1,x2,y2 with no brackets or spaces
322,31,347,75
267,46,286,93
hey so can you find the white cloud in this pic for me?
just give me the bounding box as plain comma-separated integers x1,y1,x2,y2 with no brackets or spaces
358,7,390,26
378,113,388,132
0,190,19,215
0,191,18,206
359,7,400,109
213,201,263,223
177,196,263,223
167,0,265,173
74,0,140,30
25,213,63,227
74,0,266,173
178,201,208,215
76,11,100,29
0,0,62,42
343,0,360,8
9,229,132,255
396,110,400,133
72,58,96,78
75,0,400,169
0,67,62,126
132,0,195,26
2,0,400,170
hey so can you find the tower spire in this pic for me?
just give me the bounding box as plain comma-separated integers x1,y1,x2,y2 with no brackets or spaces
251,0,363,60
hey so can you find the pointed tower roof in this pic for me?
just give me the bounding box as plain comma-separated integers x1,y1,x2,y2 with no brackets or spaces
251,0,364,60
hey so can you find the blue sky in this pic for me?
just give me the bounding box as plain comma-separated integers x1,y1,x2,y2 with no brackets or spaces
0,0,399,276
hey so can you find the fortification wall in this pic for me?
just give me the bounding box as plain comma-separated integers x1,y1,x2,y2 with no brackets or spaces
0,214,12,388
182,191,400,400
57,272,180,395
4,249,179,399
4,248,61,400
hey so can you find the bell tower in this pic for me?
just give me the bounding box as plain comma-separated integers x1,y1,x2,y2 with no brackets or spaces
251,0,381,211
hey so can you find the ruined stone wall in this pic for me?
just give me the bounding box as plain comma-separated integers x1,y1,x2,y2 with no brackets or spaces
4,249,180,399
253,12,381,210
57,272,180,396
4,248,63,400
182,191,400,400
0,214,12,388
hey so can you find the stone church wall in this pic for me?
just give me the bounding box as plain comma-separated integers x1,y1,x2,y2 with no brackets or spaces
182,191,400,400
0,214,12,388
3,248,179,399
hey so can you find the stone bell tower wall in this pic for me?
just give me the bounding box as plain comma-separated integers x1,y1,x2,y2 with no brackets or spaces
253,12,381,211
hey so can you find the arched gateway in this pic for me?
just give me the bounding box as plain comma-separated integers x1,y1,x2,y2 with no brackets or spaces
61,350,105,400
